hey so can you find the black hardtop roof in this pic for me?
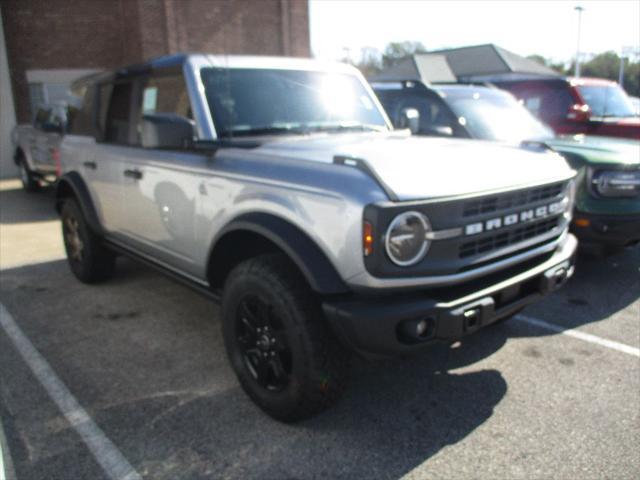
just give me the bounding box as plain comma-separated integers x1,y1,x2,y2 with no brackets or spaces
71,53,191,87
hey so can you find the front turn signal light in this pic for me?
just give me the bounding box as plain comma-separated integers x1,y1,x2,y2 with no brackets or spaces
574,218,590,228
363,221,374,256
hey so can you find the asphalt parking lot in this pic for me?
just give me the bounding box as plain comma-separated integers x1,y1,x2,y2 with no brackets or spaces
0,179,638,480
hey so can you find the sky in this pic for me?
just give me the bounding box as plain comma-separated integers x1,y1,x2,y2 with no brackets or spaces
309,0,640,64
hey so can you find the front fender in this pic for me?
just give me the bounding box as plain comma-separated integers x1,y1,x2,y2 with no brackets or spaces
210,212,350,295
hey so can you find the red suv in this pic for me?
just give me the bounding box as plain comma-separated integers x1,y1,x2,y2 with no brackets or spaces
492,77,640,140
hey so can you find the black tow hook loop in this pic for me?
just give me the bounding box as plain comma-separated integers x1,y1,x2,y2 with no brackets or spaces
553,267,567,288
463,308,481,331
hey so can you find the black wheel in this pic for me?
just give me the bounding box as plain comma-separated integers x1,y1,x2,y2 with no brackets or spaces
18,157,39,192
61,199,116,283
222,254,350,422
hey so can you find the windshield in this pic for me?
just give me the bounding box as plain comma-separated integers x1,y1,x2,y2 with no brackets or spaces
577,85,636,118
445,90,554,142
201,68,388,137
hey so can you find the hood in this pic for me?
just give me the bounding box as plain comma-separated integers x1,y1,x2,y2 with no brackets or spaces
545,134,640,167
256,132,575,201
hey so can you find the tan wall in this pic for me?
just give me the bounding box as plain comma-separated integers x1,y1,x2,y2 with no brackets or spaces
0,6,17,179
2,0,310,124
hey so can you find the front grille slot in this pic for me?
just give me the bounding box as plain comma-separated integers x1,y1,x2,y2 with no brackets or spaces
459,217,560,258
462,183,565,218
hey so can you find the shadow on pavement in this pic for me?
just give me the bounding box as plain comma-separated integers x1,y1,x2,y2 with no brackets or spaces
509,246,640,336
0,184,57,224
0,258,508,480
99,333,508,480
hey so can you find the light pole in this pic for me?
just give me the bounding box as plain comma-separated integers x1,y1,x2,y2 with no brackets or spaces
574,6,584,77
619,46,635,87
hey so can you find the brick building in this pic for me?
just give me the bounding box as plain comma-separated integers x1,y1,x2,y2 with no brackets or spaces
0,0,310,177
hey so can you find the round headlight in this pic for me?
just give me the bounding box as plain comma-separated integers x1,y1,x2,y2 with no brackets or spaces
592,169,640,198
385,211,431,266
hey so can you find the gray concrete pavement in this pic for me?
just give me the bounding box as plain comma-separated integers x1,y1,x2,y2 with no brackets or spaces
0,180,638,479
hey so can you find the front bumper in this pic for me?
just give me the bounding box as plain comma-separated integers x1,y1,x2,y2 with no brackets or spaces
571,211,640,247
323,234,577,357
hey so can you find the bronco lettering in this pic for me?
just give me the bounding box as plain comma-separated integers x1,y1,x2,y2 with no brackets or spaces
465,201,563,236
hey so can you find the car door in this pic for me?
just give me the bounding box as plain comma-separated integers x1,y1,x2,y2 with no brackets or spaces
120,71,205,277
31,107,51,172
87,81,133,236
40,106,66,175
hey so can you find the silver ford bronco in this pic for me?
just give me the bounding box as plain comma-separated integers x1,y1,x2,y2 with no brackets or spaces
57,54,577,421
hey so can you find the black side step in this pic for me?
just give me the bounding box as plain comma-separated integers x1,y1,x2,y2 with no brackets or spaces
104,240,221,303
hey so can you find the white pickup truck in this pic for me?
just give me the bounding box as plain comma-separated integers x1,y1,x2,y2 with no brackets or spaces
11,103,67,191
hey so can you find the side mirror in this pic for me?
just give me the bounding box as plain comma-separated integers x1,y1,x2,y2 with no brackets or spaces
141,113,195,149
398,108,420,134
567,104,590,122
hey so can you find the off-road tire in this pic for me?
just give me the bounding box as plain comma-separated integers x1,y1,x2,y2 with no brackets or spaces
18,157,39,192
222,254,350,422
61,199,116,283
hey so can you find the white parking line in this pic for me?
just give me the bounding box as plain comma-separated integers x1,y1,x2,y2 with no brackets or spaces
0,303,142,480
515,314,640,357
0,428,5,480
0,417,12,480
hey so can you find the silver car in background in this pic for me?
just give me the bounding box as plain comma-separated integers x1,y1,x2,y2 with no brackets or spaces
12,102,68,191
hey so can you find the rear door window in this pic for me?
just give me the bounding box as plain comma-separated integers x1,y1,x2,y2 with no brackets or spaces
68,84,98,137
104,82,134,145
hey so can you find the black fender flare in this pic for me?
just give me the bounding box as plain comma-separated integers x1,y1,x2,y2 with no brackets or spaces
209,212,350,295
14,146,33,169
55,172,104,235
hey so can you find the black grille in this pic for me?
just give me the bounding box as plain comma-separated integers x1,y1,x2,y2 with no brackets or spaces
462,183,565,218
459,217,560,258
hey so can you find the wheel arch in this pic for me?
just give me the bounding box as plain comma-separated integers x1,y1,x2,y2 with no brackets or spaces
207,212,350,295
14,146,33,169
55,172,104,235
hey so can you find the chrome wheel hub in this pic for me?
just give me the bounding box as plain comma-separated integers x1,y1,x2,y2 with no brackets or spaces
64,217,84,261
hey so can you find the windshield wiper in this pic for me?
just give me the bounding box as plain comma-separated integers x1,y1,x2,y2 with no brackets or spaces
305,123,387,133
219,122,387,137
219,125,307,137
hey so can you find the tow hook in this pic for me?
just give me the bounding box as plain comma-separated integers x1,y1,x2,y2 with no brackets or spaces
541,262,572,294
552,267,568,288
463,308,481,331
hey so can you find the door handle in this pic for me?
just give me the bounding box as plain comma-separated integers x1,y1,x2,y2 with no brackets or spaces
83,161,97,170
123,169,143,180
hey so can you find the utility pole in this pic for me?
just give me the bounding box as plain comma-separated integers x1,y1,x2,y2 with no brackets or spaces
619,46,635,87
574,6,584,77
